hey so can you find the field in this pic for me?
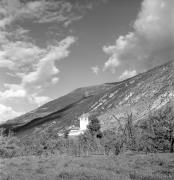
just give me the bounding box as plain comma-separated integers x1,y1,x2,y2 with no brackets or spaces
1,152,174,180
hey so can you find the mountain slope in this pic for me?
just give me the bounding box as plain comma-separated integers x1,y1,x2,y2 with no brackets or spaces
1,61,174,137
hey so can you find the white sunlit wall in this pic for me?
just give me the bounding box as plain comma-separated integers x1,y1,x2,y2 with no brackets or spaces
79,113,89,131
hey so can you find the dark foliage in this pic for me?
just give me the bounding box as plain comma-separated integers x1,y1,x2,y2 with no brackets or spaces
87,115,101,136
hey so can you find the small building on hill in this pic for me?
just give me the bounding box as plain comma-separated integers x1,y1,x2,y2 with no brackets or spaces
68,113,89,136
79,113,89,131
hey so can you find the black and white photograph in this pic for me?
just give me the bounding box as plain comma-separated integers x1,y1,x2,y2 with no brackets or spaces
0,0,174,179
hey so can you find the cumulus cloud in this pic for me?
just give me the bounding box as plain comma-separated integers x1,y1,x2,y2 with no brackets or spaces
91,66,100,75
0,41,43,73
0,84,26,100
0,0,77,108
22,36,76,88
0,36,76,108
0,104,23,124
104,0,174,74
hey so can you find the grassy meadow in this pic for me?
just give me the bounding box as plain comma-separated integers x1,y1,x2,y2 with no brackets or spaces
1,152,174,180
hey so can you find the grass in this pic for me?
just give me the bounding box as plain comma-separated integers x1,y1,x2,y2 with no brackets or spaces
0,153,174,180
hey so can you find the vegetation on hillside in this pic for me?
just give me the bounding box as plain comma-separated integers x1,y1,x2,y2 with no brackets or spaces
1,104,174,180
0,103,174,159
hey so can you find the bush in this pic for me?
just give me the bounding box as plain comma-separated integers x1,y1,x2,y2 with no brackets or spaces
101,103,174,154
87,115,101,137
139,104,174,153
0,129,23,158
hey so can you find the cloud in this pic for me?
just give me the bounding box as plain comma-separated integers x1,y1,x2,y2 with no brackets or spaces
51,77,59,85
0,84,26,100
36,0,108,25
119,70,137,81
91,66,100,75
0,83,51,108
0,60,14,70
0,36,76,107
28,95,52,107
0,0,52,28
0,41,43,73
0,104,23,124
0,36,76,77
104,0,174,74
36,1,74,24
22,36,76,88
0,0,100,29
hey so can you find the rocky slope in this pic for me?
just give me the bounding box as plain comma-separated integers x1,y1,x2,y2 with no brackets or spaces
1,61,174,137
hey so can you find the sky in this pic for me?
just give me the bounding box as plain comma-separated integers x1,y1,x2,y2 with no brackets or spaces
0,0,173,123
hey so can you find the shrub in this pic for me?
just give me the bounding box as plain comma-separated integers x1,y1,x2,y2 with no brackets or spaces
0,129,23,158
87,115,101,137
139,104,174,153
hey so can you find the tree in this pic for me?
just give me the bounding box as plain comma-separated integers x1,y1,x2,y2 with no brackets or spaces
87,115,101,137
86,115,104,153
142,103,174,153
101,130,121,155
0,128,22,158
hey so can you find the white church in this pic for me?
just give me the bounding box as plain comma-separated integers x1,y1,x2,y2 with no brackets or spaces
68,113,89,136
58,113,89,136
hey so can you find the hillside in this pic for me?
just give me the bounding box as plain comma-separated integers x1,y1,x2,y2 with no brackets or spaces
1,61,174,137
